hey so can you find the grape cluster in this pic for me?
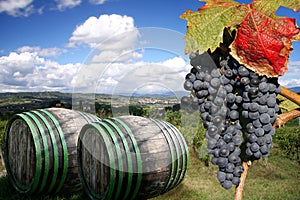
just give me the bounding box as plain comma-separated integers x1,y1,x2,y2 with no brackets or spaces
241,70,281,160
181,51,281,189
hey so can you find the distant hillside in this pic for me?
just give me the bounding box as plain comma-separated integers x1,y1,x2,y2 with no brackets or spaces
289,86,300,94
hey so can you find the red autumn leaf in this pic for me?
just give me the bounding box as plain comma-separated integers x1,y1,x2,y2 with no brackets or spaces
230,6,300,77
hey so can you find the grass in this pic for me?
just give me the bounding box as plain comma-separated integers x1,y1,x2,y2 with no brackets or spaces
153,147,300,200
0,147,299,200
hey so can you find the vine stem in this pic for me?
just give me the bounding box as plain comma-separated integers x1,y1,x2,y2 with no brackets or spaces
274,108,300,128
234,161,251,200
234,87,299,200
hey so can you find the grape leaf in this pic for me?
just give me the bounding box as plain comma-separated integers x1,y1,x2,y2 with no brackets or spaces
252,0,300,18
181,0,300,77
230,1,300,77
180,0,248,54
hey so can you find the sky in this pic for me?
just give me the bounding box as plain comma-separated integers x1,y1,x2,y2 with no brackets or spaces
0,0,299,95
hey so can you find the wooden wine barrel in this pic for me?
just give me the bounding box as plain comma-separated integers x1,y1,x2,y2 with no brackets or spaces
78,115,189,200
3,108,100,195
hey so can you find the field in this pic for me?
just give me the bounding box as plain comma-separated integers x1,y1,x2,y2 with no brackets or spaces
0,92,299,200
0,146,299,200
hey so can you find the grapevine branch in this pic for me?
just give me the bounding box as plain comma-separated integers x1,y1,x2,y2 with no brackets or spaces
274,108,300,128
280,86,300,106
234,161,251,200
234,87,300,200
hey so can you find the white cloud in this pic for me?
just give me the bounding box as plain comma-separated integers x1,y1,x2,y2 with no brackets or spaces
91,49,142,63
17,46,67,58
68,14,139,50
0,0,34,17
55,0,81,10
72,56,190,94
279,78,300,88
0,52,81,92
89,0,106,5
279,61,300,88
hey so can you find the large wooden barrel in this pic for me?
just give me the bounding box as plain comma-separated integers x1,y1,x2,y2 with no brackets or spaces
78,115,189,200
3,108,100,195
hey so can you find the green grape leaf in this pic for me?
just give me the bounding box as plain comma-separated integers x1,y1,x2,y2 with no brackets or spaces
180,0,248,54
252,0,300,18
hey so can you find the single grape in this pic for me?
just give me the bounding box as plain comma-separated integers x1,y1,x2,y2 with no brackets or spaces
235,95,243,104
258,105,268,114
211,77,221,88
246,123,255,133
222,180,233,190
232,135,243,145
249,102,259,112
248,87,259,97
238,66,249,77
252,151,262,159
224,84,233,93
264,134,272,144
260,113,271,124
184,80,193,91
221,76,231,84
185,73,196,82
229,110,239,120
262,123,272,132
226,173,234,180
259,82,269,93
267,108,276,117
242,102,250,110
226,93,235,104
217,157,229,168
259,95,268,105
250,143,260,152
232,177,240,186
233,166,244,177
207,138,218,149
217,87,227,98
207,125,218,137
260,145,269,154
249,111,259,120
214,96,225,107
193,80,202,90
248,134,258,143
223,133,233,143
267,97,276,107
228,153,239,164
255,127,264,137
208,86,217,95
228,142,235,152
268,83,277,92
219,145,230,157
196,71,206,81
204,74,212,82
250,78,259,86
217,171,226,183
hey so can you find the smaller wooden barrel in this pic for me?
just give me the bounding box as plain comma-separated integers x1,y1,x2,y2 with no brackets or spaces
3,108,100,195
78,115,189,200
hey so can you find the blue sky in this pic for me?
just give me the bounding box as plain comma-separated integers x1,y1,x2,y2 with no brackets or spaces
0,0,299,93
